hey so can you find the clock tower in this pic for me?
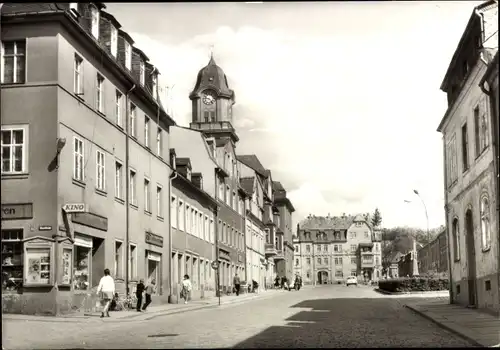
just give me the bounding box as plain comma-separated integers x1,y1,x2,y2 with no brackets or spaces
189,54,238,143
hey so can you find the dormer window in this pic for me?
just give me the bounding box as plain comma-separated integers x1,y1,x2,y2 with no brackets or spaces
462,60,469,77
186,168,191,181
124,41,132,70
152,74,158,100
140,61,145,86
110,26,118,57
91,6,100,39
206,138,215,157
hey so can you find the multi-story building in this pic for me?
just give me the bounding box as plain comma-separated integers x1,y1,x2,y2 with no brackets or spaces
272,181,295,282
295,214,382,284
1,3,175,315
437,0,498,313
171,55,246,294
170,154,218,302
293,235,301,278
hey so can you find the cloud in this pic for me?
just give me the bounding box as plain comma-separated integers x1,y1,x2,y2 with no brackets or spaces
127,2,479,230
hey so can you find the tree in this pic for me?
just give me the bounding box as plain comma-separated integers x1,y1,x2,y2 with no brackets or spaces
371,208,382,228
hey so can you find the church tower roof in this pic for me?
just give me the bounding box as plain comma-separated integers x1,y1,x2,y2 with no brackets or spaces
189,54,235,100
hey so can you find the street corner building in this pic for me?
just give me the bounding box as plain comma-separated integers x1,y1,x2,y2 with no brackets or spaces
294,214,382,285
1,3,176,315
436,0,499,314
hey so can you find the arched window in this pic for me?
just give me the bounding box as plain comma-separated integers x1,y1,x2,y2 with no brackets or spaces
480,196,491,250
452,218,460,261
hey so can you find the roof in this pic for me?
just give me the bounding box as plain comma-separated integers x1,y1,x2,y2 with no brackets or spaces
240,177,255,195
1,3,64,15
118,29,135,45
216,138,230,147
440,0,496,91
132,46,149,62
272,181,285,191
100,10,122,29
189,55,235,100
176,157,192,168
298,215,355,230
237,155,268,177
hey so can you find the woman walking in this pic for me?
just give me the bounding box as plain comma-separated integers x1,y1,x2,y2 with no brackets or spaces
97,268,115,318
181,274,192,304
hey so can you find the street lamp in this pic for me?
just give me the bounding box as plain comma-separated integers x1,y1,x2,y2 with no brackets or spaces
413,190,430,245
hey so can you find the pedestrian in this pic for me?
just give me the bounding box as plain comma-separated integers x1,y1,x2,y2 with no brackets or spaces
97,268,115,318
142,279,156,311
233,273,241,296
136,279,145,312
181,274,192,304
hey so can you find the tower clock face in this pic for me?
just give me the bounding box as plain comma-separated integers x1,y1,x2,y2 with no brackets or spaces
202,92,216,105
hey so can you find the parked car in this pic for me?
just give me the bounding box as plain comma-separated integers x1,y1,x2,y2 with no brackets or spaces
346,276,358,287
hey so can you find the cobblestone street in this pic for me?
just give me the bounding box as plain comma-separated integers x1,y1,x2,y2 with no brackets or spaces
2,285,475,349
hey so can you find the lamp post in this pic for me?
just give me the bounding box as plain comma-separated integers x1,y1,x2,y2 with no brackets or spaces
413,190,430,245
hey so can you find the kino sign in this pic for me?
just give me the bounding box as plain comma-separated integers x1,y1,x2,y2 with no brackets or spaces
62,203,87,213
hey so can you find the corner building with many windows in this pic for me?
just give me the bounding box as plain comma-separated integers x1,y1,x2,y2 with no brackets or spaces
1,3,175,315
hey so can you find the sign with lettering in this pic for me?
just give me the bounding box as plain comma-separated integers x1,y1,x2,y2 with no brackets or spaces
211,261,219,270
218,249,230,261
62,203,87,213
39,225,53,231
145,231,164,248
1,203,33,220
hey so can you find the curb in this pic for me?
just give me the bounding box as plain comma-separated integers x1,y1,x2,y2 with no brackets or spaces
404,304,482,347
375,288,449,296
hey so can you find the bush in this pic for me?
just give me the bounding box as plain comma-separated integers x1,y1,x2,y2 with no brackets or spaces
378,277,449,293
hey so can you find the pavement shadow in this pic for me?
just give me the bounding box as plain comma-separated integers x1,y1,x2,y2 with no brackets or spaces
231,297,450,349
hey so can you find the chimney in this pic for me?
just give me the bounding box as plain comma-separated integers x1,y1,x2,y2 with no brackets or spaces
191,172,203,190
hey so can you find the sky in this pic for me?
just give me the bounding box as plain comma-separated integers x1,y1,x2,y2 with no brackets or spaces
107,1,483,230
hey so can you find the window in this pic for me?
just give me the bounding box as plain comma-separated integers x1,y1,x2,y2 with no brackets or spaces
178,200,185,231
350,244,357,252
115,161,123,199
295,245,298,252
210,218,214,243
334,245,339,252
233,191,237,209
74,244,90,291
335,270,343,278
110,26,118,57
226,185,231,206
1,41,26,84
156,128,162,156
324,257,328,265
480,196,491,250
73,136,84,182
200,213,204,239
474,104,488,156
323,245,328,252
447,134,458,185
335,257,343,265
129,104,137,137
144,116,150,147
90,6,99,39
96,150,105,191
114,241,123,278
124,41,132,70
116,91,123,127
144,178,151,213
96,74,104,112
186,205,191,233
156,185,163,218
204,216,209,241
74,54,83,94
152,74,158,100
191,208,196,236
306,245,311,253
129,244,137,280
351,257,357,265
69,3,78,14
316,245,320,252
317,257,321,264
1,127,26,173
129,169,137,205
140,61,145,86
452,218,460,261
295,259,299,266
461,123,469,171
1,229,23,292
171,196,177,227
306,257,311,265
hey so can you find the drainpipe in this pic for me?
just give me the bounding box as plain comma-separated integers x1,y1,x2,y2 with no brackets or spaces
124,84,136,297
442,133,454,305
214,169,220,305
480,77,500,307
168,170,178,302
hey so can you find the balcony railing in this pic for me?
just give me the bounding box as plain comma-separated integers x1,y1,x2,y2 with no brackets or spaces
361,259,374,268
190,121,235,132
265,243,277,257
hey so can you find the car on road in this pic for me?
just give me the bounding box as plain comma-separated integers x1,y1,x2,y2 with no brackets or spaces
346,276,358,286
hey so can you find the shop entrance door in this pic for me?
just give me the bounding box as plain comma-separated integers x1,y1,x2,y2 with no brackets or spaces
146,251,161,295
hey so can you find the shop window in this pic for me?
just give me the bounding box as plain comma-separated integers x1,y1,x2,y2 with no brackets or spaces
1,229,23,292
74,245,91,291
25,247,51,285
335,270,343,278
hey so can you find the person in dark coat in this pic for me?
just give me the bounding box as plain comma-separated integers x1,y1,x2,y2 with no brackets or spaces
136,279,145,312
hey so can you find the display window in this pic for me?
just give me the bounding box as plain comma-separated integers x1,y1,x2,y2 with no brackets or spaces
1,229,23,291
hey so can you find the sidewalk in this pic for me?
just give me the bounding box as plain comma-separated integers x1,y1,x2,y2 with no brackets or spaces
405,299,500,347
2,288,285,323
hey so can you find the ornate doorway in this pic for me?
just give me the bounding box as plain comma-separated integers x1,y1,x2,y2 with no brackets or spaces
317,270,328,284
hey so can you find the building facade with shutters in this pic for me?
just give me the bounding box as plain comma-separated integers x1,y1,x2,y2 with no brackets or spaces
437,0,498,313
294,214,382,285
1,3,175,315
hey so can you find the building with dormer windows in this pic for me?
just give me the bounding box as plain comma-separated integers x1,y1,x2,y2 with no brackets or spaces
436,0,498,313
1,3,175,315
295,214,382,284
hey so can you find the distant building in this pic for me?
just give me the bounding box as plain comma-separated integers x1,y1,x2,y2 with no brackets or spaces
436,0,498,313
295,214,382,284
